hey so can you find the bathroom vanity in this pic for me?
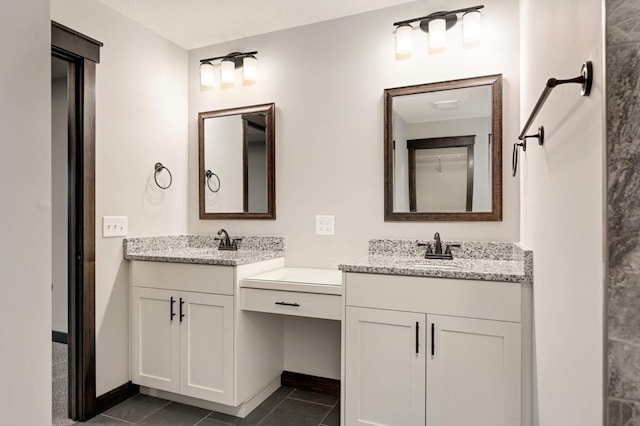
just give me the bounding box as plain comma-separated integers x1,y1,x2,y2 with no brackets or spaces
124,235,286,417
124,235,532,426
339,239,532,426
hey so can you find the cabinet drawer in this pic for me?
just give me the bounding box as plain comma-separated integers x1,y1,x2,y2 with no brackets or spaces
345,272,521,322
241,288,341,320
131,261,234,295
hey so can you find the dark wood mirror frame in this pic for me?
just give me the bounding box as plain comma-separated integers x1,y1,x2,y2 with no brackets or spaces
198,103,276,220
384,74,503,221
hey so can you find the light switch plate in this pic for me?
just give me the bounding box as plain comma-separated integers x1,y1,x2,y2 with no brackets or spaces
315,215,335,235
102,216,128,237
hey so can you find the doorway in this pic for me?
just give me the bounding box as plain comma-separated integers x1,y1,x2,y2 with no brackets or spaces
51,21,101,423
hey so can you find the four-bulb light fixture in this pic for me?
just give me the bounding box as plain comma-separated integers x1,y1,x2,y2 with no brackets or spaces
394,5,484,57
200,51,258,87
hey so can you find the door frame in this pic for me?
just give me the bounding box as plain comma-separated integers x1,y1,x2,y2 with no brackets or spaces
51,21,101,422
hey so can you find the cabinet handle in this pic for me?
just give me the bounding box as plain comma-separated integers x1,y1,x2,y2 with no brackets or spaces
415,322,420,354
275,301,300,307
170,297,176,321
180,298,185,322
431,323,435,357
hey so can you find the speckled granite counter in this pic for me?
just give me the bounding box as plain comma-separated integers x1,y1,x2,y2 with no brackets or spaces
339,239,532,283
123,234,285,266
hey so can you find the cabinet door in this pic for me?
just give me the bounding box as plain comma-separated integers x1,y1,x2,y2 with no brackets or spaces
346,307,426,426
131,287,180,393
179,291,234,405
426,315,521,426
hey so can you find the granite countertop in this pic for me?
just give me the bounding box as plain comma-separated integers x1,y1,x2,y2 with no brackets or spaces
123,234,285,266
338,239,533,284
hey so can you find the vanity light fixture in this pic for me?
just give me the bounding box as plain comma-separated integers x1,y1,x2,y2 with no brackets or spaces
199,51,258,87
395,23,413,57
220,58,235,85
393,5,484,57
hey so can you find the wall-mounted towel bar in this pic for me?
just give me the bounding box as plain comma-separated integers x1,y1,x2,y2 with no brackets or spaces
512,61,593,177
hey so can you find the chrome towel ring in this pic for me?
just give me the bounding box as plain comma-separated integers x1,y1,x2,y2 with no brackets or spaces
205,169,221,193
154,162,172,189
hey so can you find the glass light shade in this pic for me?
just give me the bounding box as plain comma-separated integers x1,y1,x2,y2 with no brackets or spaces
221,59,235,85
428,18,446,50
463,10,482,44
200,62,215,87
395,24,413,57
243,56,258,82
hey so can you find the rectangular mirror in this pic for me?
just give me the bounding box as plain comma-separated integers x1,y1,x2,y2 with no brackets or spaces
384,75,502,221
199,103,275,219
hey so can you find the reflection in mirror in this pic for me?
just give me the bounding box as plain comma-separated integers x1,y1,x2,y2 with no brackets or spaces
198,103,275,219
384,75,502,221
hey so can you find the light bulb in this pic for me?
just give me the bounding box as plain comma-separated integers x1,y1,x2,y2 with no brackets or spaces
221,59,235,85
463,10,482,44
395,24,413,57
243,56,257,82
428,18,446,50
200,62,215,87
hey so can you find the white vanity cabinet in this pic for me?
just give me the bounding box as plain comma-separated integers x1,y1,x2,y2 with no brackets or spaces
343,272,529,426
130,258,285,416
131,287,233,404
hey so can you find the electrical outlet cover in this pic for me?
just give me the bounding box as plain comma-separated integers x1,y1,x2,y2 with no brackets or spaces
315,215,335,235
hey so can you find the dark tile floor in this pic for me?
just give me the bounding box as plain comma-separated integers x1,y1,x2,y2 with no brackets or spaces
53,342,340,425
80,387,339,426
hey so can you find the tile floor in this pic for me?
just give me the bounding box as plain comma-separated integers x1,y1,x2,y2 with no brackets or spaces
53,342,340,426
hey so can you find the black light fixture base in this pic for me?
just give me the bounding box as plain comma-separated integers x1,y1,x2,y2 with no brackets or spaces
419,13,458,33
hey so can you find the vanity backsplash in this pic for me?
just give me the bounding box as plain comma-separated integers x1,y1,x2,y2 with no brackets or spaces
369,238,531,262
124,234,286,253
339,239,533,283
123,234,286,266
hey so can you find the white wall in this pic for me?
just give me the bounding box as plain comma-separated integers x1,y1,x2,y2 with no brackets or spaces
51,0,189,396
204,116,244,212
52,75,68,334
188,0,520,267
188,0,519,380
0,0,52,424
519,0,605,424
393,112,409,211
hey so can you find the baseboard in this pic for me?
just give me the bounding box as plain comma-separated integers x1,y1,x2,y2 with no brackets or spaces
96,381,140,414
281,371,340,398
52,330,68,344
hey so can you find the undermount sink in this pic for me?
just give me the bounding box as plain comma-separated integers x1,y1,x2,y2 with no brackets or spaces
409,263,462,270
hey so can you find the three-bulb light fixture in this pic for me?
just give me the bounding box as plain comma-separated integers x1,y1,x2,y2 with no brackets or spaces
200,51,258,87
394,5,484,57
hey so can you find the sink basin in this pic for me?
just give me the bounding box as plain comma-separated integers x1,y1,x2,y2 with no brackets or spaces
409,263,461,270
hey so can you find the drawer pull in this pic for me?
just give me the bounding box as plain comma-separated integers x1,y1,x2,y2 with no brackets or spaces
275,301,300,307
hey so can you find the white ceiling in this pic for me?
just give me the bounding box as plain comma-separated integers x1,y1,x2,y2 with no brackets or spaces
394,85,492,123
98,0,417,50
